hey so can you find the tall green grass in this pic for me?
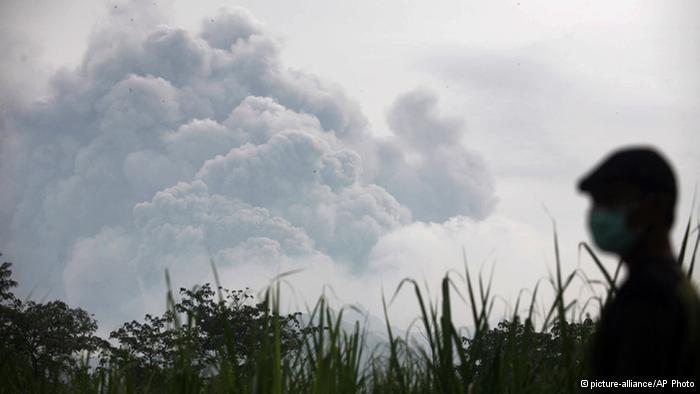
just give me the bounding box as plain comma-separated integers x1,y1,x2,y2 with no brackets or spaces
3,207,699,393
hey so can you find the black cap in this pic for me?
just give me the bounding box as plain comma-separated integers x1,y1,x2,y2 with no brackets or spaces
577,146,677,202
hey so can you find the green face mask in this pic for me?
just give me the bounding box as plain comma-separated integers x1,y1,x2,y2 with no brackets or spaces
588,205,642,255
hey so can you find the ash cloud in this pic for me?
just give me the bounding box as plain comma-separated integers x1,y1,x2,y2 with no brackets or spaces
377,88,497,222
0,1,496,328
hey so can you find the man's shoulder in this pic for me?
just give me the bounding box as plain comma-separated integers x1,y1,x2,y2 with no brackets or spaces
591,259,700,381
623,261,684,297
606,263,695,322
675,276,700,326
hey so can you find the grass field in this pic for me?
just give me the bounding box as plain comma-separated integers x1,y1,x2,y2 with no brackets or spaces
1,208,698,394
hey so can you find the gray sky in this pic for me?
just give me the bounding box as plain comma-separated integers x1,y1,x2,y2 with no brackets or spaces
1,0,698,332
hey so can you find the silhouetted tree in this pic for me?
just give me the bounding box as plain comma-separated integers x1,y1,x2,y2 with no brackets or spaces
106,283,306,381
462,315,597,391
0,258,106,384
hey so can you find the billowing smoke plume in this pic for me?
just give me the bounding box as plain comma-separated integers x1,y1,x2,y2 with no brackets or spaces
380,88,496,222
0,1,496,328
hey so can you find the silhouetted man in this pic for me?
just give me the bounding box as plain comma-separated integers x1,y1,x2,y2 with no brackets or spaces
577,147,700,388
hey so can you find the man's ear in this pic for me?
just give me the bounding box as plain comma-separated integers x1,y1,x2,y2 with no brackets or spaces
625,194,656,230
650,193,675,230
631,193,670,232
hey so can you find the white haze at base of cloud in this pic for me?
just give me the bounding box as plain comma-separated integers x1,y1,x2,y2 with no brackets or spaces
1,0,588,334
